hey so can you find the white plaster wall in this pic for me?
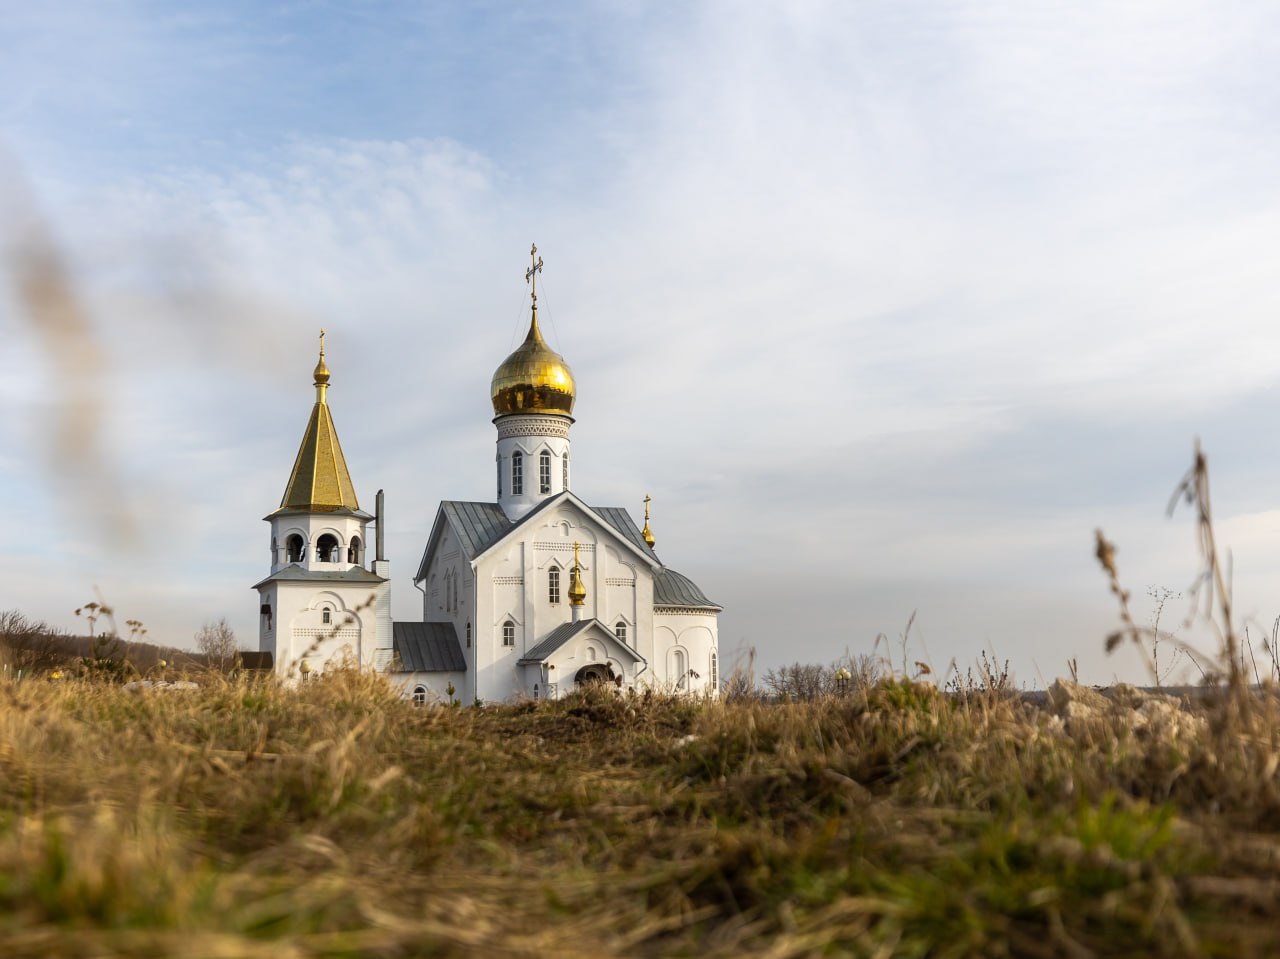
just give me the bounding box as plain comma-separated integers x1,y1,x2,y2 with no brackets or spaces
276,586,366,675
420,522,478,702
602,545,638,649
390,671,467,705
654,613,719,695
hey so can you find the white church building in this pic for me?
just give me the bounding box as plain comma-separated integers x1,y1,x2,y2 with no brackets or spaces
254,248,721,701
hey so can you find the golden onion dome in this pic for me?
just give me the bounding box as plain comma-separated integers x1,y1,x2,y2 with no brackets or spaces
313,328,331,386
568,542,587,606
490,311,575,416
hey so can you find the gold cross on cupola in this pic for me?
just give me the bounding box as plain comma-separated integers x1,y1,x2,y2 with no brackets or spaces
526,243,544,307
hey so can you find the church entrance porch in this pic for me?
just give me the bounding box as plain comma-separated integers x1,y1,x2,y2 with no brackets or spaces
574,663,617,687
517,618,646,700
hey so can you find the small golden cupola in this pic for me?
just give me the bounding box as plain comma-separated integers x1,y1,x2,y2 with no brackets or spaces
642,494,656,550
568,541,587,606
490,244,576,417
279,330,360,512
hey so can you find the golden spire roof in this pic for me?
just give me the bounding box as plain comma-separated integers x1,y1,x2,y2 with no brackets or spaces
642,494,655,550
279,331,360,512
568,541,587,606
491,244,576,417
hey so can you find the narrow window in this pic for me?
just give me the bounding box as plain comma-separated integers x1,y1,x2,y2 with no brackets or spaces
466,622,472,648
548,566,560,604
710,650,719,691
512,451,523,495
286,534,304,563
539,450,551,494
673,648,686,690
348,536,362,564
615,620,627,644
562,453,569,491
533,683,540,700
496,455,502,497
322,608,332,625
413,685,427,706
503,621,515,646
271,536,278,562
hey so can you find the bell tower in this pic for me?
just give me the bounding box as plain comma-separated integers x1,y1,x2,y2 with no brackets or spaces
252,332,392,675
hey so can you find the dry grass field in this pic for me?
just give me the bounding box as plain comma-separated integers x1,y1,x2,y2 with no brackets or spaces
3,445,1278,956
4,667,1280,958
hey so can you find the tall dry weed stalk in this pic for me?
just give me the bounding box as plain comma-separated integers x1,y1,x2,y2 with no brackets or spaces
1,154,137,545
1097,441,1261,716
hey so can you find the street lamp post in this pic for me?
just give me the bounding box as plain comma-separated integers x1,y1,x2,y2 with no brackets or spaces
835,666,851,694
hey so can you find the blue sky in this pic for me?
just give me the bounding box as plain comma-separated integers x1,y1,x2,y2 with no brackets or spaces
4,1,1280,685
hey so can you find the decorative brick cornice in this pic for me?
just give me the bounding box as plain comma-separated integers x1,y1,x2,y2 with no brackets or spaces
497,416,571,440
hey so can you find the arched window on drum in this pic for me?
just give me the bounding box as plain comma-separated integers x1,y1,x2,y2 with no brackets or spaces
539,450,551,494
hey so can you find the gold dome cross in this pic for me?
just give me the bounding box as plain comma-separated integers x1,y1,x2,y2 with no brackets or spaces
525,243,544,306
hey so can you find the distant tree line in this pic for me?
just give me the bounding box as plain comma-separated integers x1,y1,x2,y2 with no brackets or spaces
0,609,235,678
754,655,882,702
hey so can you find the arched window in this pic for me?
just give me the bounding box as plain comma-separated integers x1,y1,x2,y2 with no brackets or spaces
672,648,687,690
586,645,597,662
317,534,339,563
496,455,502,497
710,651,718,692
562,453,569,491
322,607,332,625
511,451,523,495
347,536,362,565
503,621,515,646
271,536,278,562
548,566,560,604
412,685,427,706
615,621,627,644
286,534,304,563
533,683,540,700
539,450,551,494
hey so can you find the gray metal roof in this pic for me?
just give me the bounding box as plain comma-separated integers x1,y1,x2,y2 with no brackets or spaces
518,619,645,665
393,622,467,672
436,498,658,564
653,567,721,610
251,566,386,590
440,501,513,559
594,506,659,559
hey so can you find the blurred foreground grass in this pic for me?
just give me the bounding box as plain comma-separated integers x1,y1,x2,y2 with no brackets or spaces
3,671,1280,957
